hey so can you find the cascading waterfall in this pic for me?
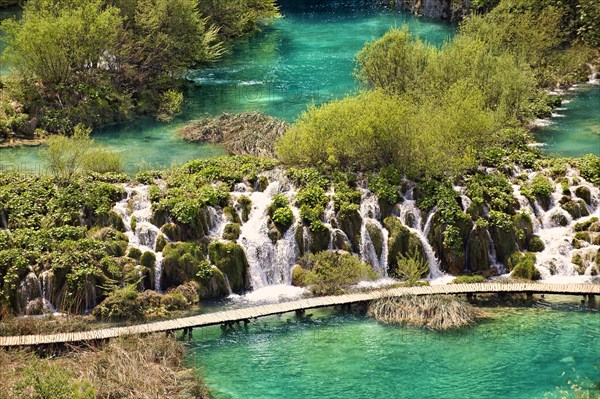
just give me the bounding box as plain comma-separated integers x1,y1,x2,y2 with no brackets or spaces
358,191,389,276
394,191,444,279
113,184,164,290
237,181,299,290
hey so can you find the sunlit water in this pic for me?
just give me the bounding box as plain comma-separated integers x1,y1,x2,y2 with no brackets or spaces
534,84,600,157
0,0,453,172
187,303,600,399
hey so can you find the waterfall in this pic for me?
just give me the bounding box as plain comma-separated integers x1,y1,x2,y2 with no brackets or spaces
113,184,165,290
359,191,389,276
394,199,444,279
238,181,299,289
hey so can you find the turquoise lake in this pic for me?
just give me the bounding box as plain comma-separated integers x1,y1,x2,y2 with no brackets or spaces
187,303,600,399
0,0,598,172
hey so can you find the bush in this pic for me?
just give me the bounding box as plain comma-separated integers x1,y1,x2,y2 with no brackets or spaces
272,207,294,229
510,253,541,280
92,285,143,321
452,275,486,284
394,250,429,286
301,251,376,296
81,147,124,174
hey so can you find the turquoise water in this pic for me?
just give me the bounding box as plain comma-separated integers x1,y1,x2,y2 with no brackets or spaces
0,0,453,172
187,305,600,399
534,84,600,157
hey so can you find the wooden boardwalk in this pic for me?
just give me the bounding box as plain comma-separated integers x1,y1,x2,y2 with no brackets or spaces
1,283,598,347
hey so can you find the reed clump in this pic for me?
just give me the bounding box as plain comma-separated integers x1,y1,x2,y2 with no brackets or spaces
0,334,209,399
367,294,485,330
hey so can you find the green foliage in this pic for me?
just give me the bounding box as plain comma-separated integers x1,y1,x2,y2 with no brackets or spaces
157,90,184,122
528,237,545,252
196,0,280,41
1,0,227,130
368,166,402,204
395,250,429,286
300,251,376,296
16,362,95,399
522,174,554,201
452,275,486,284
272,207,294,229
355,27,434,95
576,155,600,185
510,252,541,280
466,172,516,214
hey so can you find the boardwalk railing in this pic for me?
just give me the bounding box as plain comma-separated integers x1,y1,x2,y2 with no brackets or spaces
1,283,598,347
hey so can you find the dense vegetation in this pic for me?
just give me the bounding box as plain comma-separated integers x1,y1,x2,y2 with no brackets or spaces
0,0,278,140
276,0,597,177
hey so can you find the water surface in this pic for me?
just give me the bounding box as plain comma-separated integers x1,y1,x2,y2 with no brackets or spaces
187,304,600,399
0,0,453,172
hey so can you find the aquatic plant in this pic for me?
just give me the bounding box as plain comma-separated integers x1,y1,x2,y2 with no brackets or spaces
368,294,484,330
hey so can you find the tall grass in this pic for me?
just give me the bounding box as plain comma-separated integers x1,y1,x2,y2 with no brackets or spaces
0,335,209,399
367,294,485,330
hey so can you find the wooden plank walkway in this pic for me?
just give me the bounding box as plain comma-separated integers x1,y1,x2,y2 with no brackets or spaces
1,283,598,347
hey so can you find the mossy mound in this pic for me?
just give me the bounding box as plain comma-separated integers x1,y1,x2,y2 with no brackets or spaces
574,186,591,205
513,212,533,251
337,208,362,253
223,223,241,240
384,217,426,275
527,237,545,252
561,199,590,219
208,242,249,293
291,264,307,286
161,242,206,291
466,223,490,273
198,266,230,298
366,221,384,259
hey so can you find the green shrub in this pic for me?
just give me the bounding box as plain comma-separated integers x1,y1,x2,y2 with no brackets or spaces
272,207,294,229
301,251,376,296
510,253,541,280
452,275,486,284
140,251,156,269
92,285,143,321
394,250,429,286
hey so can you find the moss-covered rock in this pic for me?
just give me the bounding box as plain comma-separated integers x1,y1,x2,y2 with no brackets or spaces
466,224,490,273
208,242,249,293
337,208,362,252
562,199,590,219
488,212,517,266
140,251,156,290
309,224,331,253
378,198,395,221
513,212,534,251
223,223,241,240
256,176,269,192
238,195,253,223
224,206,242,224
155,234,167,252
97,210,126,232
161,242,205,290
574,186,592,205
574,217,599,232
128,247,142,261
198,266,230,299
366,221,384,259
332,229,352,252
549,211,570,227
527,236,545,252
384,217,426,275
160,223,179,241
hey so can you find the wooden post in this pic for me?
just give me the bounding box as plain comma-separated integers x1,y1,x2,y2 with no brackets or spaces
588,294,596,307
295,309,305,317
526,293,533,301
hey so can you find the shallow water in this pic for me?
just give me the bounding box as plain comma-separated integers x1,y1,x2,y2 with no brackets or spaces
0,0,453,172
534,84,600,157
187,303,600,399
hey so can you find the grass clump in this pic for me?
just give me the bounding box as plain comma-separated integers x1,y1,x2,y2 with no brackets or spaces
368,294,484,330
